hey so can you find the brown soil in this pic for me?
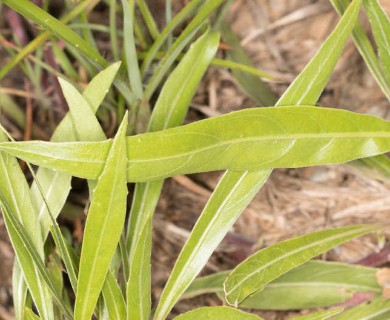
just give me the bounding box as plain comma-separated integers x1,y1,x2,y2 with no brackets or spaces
1,1,390,319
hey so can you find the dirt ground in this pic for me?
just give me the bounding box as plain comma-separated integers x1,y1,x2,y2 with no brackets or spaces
1,0,390,319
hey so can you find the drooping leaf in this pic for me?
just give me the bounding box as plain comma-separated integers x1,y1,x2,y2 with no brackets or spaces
291,308,343,320
331,297,390,320
184,260,380,310
223,225,378,306
74,114,128,320
173,307,264,320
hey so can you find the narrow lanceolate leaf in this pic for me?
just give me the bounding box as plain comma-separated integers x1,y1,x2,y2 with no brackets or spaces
0,134,54,319
101,270,126,320
126,30,220,320
223,225,379,306
3,105,390,182
278,0,362,105
74,115,128,320
331,0,390,101
127,218,152,320
331,297,390,320
12,262,28,319
0,202,73,319
363,0,390,85
153,170,270,320
291,309,343,320
185,260,380,309
173,307,264,320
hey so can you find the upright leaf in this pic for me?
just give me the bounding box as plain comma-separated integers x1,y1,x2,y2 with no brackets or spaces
223,225,378,306
0,133,54,319
363,0,390,84
74,114,128,320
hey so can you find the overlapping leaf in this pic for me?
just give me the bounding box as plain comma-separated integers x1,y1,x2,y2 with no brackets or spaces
2,105,390,182
184,260,380,310
74,115,128,320
223,225,378,306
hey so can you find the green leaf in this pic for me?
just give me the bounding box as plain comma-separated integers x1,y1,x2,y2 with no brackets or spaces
331,297,390,320
364,0,390,85
12,261,28,320
220,21,277,107
58,78,106,141
0,134,54,319
330,0,390,101
173,307,264,320
74,114,128,320
102,270,126,320
223,225,379,306
143,0,225,100
3,105,390,181
126,29,220,320
140,0,203,76
154,170,270,320
31,62,120,240
2,0,106,67
121,0,143,99
291,308,343,320
126,218,152,320
185,261,380,309
25,307,41,320
0,201,73,319
278,0,362,105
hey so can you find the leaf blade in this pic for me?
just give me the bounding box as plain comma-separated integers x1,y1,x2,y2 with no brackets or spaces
223,225,379,306
74,115,128,320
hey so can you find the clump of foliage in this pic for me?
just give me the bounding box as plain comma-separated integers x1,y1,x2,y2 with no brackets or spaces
0,0,390,319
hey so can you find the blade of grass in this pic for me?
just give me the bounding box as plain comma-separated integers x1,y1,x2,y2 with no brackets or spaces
3,0,106,66
363,0,390,85
74,114,128,320
12,257,28,319
136,0,160,40
0,0,100,81
143,0,225,100
140,0,204,76
330,0,390,101
223,225,379,306
220,21,277,107
154,0,362,318
109,0,120,61
121,0,144,99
